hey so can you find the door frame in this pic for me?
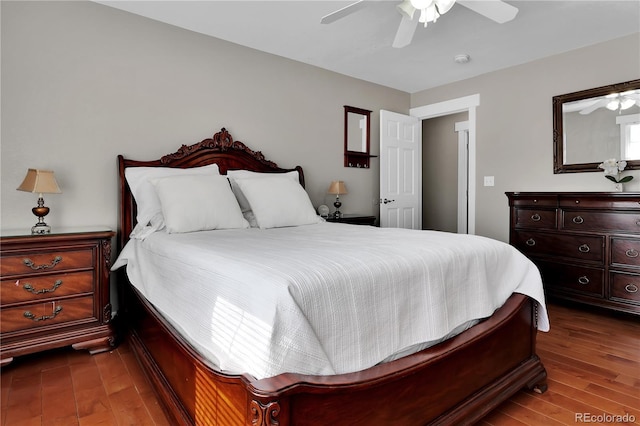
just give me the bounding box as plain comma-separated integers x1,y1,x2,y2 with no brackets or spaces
410,94,479,235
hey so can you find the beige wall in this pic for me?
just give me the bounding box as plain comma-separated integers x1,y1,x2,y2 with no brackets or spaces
412,33,640,242
1,1,408,233
3,2,639,246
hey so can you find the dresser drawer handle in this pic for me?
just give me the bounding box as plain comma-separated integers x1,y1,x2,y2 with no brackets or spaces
23,305,63,322
531,213,541,222
578,244,590,253
626,248,639,258
525,238,536,247
577,276,590,285
572,216,584,224
625,284,639,294
22,280,63,295
23,256,62,270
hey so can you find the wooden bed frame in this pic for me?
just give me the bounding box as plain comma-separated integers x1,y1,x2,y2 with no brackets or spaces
116,128,547,426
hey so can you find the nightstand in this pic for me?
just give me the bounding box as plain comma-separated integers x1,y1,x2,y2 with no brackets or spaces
0,227,116,366
326,214,377,226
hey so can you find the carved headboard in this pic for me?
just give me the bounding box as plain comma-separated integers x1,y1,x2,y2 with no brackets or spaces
117,128,304,250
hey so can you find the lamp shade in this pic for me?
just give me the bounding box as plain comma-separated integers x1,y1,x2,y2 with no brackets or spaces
17,169,62,194
327,181,347,195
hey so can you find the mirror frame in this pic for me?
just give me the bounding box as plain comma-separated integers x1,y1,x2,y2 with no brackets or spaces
344,105,373,168
553,79,640,173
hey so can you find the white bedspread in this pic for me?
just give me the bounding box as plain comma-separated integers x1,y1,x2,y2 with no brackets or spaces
112,222,548,380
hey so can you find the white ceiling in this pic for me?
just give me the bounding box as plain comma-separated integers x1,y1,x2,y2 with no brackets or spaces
96,1,640,94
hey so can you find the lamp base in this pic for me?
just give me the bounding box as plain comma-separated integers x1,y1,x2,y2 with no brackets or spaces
31,197,51,234
31,223,51,234
333,197,342,218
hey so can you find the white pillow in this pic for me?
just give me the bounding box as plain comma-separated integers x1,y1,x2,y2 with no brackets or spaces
125,164,220,234
227,170,299,213
233,176,320,229
152,174,248,233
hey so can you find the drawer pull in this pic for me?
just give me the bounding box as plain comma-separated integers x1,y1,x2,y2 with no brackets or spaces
578,244,590,253
572,216,584,224
526,238,536,247
577,276,590,285
23,305,63,322
531,213,541,222
23,256,62,271
22,280,63,295
625,284,639,294
625,248,639,258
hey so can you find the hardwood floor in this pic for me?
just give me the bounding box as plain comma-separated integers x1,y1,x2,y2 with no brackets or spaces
1,302,638,425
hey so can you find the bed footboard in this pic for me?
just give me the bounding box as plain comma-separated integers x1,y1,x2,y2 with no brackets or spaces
122,276,546,426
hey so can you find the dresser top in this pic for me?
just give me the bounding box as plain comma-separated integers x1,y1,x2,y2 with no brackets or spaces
506,192,640,197
0,226,113,239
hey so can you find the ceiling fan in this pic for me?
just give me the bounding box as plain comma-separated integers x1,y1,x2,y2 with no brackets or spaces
574,90,640,115
321,0,519,48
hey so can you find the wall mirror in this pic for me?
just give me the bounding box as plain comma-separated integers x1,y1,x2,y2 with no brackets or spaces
344,105,373,168
553,79,640,173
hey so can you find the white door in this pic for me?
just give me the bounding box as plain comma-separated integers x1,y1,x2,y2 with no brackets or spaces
379,110,422,229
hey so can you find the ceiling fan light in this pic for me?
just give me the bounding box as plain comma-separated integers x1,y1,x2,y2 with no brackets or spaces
419,5,440,24
410,0,433,10
606,100,619,111
620,98,635,110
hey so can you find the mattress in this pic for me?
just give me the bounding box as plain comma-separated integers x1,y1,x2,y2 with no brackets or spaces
112,222,548,380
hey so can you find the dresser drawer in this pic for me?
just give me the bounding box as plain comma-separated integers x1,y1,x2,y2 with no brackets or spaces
610,238,640,268
0,296,95,334
514,208,556,229
1,249,93,277
561,211,640,233
610,272,640,304
1,271,94,305
538,261,604,297
559,195,640,210
510,195,557,208
513,231,604,263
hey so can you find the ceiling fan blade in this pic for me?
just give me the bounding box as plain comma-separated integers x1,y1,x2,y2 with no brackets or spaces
579,99,608,115
321,0,368,24
392,15,419,48
457,0,518,23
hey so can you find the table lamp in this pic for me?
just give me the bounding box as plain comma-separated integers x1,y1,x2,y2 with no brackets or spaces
327,180,347,218
17,169,62,234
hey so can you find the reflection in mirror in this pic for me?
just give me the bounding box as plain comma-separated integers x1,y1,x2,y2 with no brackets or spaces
553,79,640,173
344,106,373,168
347,111,367,152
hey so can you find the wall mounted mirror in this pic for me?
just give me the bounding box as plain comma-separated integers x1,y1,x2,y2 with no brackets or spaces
344,105,373,168
553,79,640,173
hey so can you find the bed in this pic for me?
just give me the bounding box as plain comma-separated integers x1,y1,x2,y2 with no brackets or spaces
114,127,548,426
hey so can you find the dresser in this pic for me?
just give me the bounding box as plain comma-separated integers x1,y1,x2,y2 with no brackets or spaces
506,192,640,316
0,228,116,366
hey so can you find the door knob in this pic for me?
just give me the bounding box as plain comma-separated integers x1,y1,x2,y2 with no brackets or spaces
382,198,395,204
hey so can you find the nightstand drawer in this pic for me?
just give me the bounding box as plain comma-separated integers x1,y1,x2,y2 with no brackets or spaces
610,272,640,304
1,249,93,276
0,296,95,334
611,238,640,268
1,271,94,305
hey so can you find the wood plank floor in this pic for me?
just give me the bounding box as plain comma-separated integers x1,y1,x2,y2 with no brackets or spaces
1,302,639,425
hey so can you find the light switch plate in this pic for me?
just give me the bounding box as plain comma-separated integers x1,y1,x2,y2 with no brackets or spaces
484,176,495,186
